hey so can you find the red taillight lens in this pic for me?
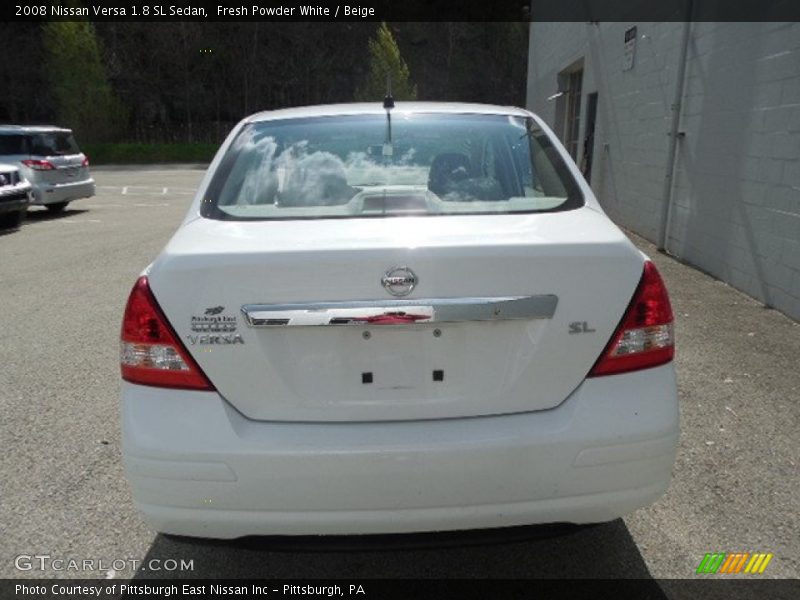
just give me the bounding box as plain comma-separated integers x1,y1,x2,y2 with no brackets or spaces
22,159,55,171
589,261,674,377
81,156,90,167
120,276,214,390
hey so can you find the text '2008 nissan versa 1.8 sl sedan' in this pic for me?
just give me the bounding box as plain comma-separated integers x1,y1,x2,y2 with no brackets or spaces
120,102,678,539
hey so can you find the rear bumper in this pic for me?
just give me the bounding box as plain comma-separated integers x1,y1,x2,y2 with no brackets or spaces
122,364,679,539
0,188,30,214
30,178,94,205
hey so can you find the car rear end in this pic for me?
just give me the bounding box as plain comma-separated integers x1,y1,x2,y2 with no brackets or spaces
120,104,678,538
0,163,31,228
0,127,95,209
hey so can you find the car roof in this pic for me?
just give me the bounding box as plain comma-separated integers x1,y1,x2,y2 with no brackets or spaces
246,102,532,123
0,125,72,134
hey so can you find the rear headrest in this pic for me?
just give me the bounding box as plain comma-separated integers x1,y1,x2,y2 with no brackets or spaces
428,153,471,196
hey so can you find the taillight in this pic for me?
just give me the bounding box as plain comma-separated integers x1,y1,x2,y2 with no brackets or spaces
22,159,55,171
81,156,90,167
120,276,214,390
589,261,674,377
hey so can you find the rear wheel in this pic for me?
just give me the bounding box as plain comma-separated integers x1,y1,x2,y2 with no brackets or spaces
47,202,69,212
0,210,24,229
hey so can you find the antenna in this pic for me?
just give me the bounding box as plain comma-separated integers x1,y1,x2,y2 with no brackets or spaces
383,73,394,109
383,73,394,161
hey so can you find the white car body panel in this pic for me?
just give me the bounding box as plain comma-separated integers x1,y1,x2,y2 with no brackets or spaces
149,208,643,421
27,177,95,205
123,363,678,538
122,103,679,537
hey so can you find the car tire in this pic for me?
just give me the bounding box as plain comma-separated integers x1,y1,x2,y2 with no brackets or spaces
0,210,24,229
46,202,70,212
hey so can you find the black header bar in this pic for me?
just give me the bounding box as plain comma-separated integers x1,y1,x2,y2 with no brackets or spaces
4,0,800,22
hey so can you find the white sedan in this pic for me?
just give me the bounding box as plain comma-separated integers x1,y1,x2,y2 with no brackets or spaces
120,102,678,539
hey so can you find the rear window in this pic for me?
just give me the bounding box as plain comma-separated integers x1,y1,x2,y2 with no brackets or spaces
29,131,80,156
0,135,26,155
201,113,583,221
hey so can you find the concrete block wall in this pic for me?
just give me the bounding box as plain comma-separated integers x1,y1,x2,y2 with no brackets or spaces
527,22,800,321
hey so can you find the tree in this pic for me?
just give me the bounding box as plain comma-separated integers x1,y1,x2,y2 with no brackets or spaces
0,23,49,123
42,19,124,141
397,23,528,105
355,23,417,102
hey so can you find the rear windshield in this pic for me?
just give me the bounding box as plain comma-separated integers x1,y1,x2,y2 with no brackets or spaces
202,113,583,220
29,131,80,156
0,131,80,156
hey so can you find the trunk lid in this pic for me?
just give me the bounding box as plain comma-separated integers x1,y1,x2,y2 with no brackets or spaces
149,207,644,422
35,153,88,185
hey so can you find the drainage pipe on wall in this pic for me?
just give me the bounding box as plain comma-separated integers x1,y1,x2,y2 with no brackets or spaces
657,6,693,252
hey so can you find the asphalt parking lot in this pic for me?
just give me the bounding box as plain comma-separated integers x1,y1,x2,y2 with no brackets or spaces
0,167,798,584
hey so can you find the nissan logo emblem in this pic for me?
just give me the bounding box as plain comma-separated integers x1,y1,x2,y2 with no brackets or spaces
381,266,418,297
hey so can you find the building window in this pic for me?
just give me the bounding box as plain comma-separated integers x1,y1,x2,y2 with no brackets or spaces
563,69,583,160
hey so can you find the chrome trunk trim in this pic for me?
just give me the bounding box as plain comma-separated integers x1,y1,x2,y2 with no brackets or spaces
241,296,558,327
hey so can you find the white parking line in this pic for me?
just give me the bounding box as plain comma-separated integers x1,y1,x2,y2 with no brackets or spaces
81,202,170,209
96,185,195,196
